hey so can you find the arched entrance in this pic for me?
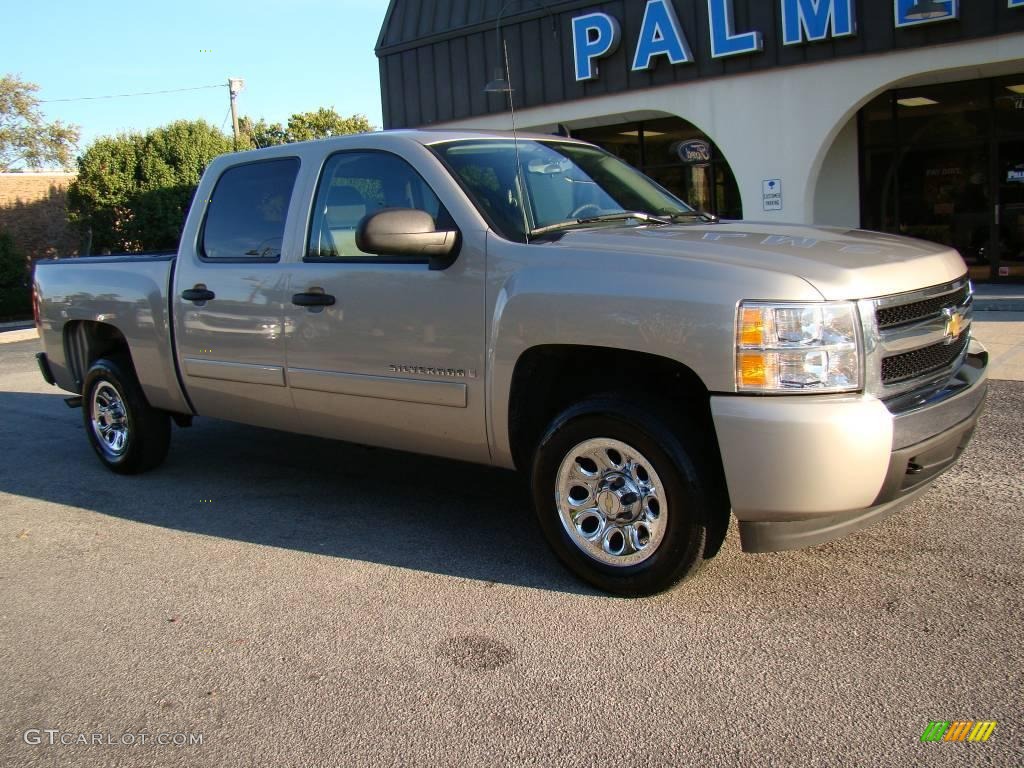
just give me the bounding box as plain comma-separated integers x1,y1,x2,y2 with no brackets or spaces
572,117,743,220
858,74,1024,283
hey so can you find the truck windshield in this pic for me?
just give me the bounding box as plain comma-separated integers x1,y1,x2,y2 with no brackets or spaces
430,139,695,242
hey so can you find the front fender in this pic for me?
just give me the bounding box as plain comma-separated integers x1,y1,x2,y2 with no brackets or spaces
485,247,822,467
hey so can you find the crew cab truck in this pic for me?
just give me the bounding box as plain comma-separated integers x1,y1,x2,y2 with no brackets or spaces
33,130,988,596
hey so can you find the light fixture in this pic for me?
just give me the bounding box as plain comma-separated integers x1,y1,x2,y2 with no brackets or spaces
484,68,513,94
619,130,666,137
904,0,950,20
482,0,556,96
1006,84,1024,95
897,96,939,107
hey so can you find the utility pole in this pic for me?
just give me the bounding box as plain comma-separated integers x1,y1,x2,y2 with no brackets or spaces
228,77,245,150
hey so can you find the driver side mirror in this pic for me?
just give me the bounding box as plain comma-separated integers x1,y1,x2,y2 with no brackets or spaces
356,208,459,270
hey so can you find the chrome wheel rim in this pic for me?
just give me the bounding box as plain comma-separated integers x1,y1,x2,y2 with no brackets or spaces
555,438,668,567
90,381,129,459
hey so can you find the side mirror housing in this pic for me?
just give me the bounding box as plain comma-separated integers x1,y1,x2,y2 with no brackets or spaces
356,208,459,270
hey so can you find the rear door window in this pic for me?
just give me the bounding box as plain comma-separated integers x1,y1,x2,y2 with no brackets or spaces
202,158,300,261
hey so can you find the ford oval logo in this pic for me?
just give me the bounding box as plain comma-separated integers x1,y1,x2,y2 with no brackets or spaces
675,139,712,164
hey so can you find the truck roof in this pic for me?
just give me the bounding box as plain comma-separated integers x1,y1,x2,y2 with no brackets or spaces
236,128,585,156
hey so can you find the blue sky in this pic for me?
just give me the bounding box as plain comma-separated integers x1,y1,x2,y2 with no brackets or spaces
2,0,392,158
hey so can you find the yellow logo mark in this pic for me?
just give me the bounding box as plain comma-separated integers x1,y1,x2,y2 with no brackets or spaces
943,308,966,342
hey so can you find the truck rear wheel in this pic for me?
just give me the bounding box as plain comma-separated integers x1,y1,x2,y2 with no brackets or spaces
531,398,709,596
82,356,171,474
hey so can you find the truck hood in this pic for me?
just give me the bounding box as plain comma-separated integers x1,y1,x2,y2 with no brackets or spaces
545,222,967,300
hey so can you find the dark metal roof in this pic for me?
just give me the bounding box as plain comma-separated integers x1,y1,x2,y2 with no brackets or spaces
376,0,587,53
376,0,1024,129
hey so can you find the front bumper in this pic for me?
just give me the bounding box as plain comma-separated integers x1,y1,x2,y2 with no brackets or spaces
710,340,988,553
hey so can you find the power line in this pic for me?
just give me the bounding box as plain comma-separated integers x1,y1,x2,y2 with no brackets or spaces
40,84,225,103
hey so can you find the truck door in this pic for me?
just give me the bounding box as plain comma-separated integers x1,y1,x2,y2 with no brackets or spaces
282,149,488,463
173,156,300,430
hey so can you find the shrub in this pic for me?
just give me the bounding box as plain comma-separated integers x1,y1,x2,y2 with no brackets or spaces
0,229,31,320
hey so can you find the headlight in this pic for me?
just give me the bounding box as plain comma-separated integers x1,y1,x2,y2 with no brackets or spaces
736,301,861,393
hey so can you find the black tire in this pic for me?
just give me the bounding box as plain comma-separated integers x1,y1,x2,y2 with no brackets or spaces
81,356,171,474
531,397,712,597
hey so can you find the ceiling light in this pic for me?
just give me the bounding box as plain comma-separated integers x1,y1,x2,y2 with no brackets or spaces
897,97,939,107
619,130,665,137
1006,85,1024,95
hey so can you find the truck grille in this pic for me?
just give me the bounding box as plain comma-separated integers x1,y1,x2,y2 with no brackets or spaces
876,283,969,330
881,332,970,384
869,276,972,396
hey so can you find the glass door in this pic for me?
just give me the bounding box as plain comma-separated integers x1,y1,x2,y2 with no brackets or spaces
997,140,1024,282
894,145,993,282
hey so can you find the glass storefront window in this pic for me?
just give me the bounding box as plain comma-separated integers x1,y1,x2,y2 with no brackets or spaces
861,93,894,147
995,77,1024,137
894,81,989,145
896,147,991,277
573,117,742,220
859,74,1024,283
860,150,897,233
999,140,1024,280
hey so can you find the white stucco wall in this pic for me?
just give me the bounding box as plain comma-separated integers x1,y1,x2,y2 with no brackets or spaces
437,33,1024,226
813,115,859,228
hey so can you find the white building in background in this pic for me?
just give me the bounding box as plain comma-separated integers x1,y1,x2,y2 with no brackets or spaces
377,0,1024,282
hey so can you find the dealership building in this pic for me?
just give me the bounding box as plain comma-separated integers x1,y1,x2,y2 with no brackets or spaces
376,0,1024,282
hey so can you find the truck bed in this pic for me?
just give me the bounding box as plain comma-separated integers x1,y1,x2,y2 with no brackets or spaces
33,253,191,414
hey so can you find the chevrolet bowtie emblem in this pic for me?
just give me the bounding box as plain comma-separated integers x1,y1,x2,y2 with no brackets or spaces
943,307,966,344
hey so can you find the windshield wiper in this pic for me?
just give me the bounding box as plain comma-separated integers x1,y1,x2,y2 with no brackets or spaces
529,211,672,238
668,210,719,223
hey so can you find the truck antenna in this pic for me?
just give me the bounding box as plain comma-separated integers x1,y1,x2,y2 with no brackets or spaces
502,39,530,243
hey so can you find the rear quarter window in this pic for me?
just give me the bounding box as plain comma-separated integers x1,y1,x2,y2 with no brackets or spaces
201,158,300,261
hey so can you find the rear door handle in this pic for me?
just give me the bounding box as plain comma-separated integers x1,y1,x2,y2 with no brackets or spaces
292,292,336,307
181,287,215,302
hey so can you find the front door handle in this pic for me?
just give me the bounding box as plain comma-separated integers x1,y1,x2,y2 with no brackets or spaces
291,292,336,307
181,287,215,302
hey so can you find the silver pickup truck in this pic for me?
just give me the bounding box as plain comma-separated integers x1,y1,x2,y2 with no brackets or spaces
33,130,988,595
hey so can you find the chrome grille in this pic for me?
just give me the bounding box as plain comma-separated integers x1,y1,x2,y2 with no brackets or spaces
876,283,969,330
866,276,973,398
881,332,969,384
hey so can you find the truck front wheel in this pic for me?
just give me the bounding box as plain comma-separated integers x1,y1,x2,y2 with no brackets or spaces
531,398,710,596
82,357,171,474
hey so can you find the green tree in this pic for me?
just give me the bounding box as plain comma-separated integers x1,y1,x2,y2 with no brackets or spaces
240,108,373,148
67,120,232,252
0,230,30,319
0,74,79,171
237,116,287,149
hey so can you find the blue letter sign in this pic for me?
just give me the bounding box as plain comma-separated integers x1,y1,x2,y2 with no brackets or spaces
707,0,764,58
894,0,958,28
632,0,694,71
782,0,857,45
573,13,621,81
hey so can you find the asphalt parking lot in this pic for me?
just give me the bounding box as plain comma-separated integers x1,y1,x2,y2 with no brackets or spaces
1,335,1021,768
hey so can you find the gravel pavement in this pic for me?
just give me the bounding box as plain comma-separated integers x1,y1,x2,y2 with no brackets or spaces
1,337,1021,767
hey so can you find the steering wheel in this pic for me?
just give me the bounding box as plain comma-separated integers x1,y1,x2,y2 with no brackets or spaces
569,203,603,219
